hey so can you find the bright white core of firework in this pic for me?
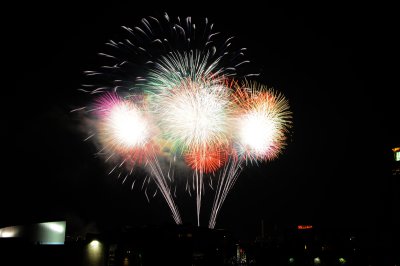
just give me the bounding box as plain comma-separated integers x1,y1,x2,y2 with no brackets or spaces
161,84,229,148
239,111,275,155
109,103,149,148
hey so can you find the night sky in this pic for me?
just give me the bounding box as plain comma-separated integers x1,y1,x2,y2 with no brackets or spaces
2,2,398,240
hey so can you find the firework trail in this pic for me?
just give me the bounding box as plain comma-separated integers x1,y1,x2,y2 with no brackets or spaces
208,81,292,228
209,156,243,229
145,148,182,224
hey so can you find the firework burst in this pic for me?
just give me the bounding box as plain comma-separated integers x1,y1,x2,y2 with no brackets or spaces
232,81,292,163
145,50,225,94
153,78,233,153
94,92,153,166
184,144,229,174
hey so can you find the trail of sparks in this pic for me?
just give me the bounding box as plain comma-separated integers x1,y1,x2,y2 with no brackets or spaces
146,149,182,224
194,169,203,226
209,156,243,229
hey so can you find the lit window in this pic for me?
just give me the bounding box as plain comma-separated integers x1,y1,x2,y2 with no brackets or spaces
396,151,400,162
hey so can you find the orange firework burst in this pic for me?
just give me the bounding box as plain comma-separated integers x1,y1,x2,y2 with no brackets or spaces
184,145,229,173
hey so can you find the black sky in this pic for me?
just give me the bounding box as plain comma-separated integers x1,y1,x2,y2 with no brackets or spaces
1,2,398,240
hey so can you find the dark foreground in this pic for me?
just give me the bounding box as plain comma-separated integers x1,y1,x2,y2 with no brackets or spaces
1,224,398,266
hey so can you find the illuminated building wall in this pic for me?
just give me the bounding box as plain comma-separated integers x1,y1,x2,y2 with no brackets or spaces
391,146,400,252
392,147,400,175
0,221,66,244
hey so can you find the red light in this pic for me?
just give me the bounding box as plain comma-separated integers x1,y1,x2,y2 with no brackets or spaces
298,225,313,230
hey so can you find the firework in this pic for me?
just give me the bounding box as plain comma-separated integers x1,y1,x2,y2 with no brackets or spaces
75,13,291,228
95,93,152,165
150,78,233,225
184,144,229,174
145,50,225,94
153,79,232,152
232,81,292,163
